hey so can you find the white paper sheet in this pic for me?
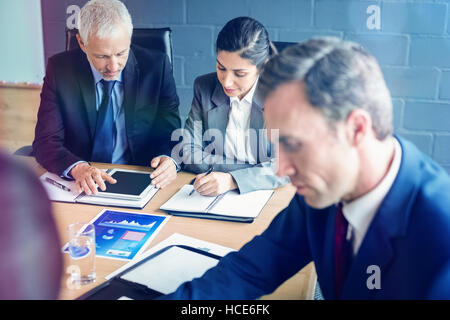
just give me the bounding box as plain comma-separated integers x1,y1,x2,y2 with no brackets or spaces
160,184,273,218
39,172,79,202
160,184,217,212
78,187,158,208
106,233,235,279
212,189,274,218
120,246,220,294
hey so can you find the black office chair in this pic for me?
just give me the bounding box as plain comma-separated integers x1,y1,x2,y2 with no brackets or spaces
14,145,34,156
65,27,173,66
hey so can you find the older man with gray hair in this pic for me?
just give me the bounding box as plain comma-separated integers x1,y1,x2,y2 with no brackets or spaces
33,0,181,194
162,37,450,300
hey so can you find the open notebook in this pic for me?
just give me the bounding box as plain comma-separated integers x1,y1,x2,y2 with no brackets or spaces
40,169,158,209
160,184,274,223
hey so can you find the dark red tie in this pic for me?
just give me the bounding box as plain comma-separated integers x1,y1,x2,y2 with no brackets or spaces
334,203,353,299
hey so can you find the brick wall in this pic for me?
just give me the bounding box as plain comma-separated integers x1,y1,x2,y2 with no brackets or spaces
41,0,450,173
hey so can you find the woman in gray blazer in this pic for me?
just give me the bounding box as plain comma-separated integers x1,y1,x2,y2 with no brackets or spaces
177,17,289,196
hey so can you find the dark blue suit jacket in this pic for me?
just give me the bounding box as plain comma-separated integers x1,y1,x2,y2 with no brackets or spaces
33,45,180,175
163,137,450,299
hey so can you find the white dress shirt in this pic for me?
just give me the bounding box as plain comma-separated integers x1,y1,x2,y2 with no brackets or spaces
342,137,402,256
224,80,258,164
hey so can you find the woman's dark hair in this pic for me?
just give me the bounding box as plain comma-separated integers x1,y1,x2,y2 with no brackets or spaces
216,17,275,69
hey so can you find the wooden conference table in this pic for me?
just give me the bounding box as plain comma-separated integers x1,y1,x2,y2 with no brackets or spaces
26,158,317,300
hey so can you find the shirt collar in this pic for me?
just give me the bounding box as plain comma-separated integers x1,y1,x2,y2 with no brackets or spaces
342,137,402,242
89,62,123,84
230,77,258,106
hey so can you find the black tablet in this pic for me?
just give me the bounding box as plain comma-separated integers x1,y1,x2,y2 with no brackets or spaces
93,168,154,200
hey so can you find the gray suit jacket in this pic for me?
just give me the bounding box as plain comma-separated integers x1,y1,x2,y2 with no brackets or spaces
179,72,289,194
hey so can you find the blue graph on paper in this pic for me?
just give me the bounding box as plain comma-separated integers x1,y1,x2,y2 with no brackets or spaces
98,212,157,231
93,210,167,260
63,210,167,260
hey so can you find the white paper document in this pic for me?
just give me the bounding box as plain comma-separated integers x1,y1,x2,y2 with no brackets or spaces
39,172,79,202
211,188,274,217
160,184,273,218
162,185,218,212
120,246,220,295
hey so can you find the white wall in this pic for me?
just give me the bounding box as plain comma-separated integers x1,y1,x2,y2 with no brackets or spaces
0,0,45,84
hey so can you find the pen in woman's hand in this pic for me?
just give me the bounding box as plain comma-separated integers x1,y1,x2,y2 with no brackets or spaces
189,166,214,196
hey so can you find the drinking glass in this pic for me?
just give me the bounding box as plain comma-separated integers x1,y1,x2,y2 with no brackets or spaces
67,222,96,286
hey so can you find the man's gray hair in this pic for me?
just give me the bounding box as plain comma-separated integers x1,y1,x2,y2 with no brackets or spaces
78,0,133,46
258,37,393,140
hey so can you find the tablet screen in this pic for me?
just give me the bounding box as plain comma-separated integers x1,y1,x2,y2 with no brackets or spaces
103,170,151,196
120,246,219,294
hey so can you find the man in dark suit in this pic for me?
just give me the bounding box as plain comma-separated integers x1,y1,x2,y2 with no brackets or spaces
33,0,180,195
0,150,62,299
162,37,450,299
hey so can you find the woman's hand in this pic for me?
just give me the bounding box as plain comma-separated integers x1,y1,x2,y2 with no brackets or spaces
193,171,238,196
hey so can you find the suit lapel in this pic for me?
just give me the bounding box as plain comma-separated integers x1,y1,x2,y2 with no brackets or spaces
207,81,267,159
321,207,340,299
122,49,139,162
249,94,265,161
76,52,97,139
208,81,230,138
342,214,395,299
249,94,264,130
341,137,417,299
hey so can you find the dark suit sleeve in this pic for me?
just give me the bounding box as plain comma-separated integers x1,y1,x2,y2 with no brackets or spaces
426,259,450,299
159,196,312,299
32,56,84,175
151,54,181,159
